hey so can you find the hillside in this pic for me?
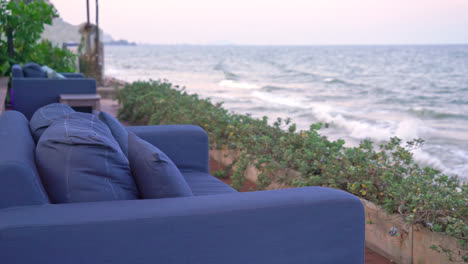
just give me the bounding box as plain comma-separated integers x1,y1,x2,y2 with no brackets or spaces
41,17,114,47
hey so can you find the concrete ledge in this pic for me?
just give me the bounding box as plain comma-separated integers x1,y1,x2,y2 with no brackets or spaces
362,198,413,263
97,87,118,99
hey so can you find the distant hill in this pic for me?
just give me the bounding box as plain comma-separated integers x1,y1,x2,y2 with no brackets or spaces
105,39,137,46
41,17,114,47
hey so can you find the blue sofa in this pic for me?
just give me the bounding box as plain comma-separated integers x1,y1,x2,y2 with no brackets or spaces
0,110,365,264
11,64,97,120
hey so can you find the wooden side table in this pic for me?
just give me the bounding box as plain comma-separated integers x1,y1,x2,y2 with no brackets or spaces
59,94,101,111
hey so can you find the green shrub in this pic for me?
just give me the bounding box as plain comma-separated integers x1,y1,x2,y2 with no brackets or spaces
0,0,76,75
28,40,77,73
117,80,467,261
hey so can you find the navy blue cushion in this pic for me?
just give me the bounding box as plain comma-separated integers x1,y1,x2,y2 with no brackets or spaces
36,112,138,203
29,103,75,142
98,111,128,158
22,62,47,78
128,132,193,199
11,64,24,77
181,171,237,196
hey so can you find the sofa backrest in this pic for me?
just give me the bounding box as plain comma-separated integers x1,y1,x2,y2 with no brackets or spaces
0,111,50,209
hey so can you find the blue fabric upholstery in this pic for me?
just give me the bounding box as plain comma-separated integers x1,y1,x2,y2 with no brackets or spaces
11,64,97,120
182,171,237,196
0,116,366,263
22,62,47,78
0,187,365,264
98,111,128,157
128,132,193,199
29,103,75,142
11,64,23,77
41,66,66,79
11,78,96,120
61,73,84,78
0,111,50,209
127,125,209,173
36,112,138,203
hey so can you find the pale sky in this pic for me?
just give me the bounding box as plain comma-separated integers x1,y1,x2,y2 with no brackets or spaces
50,0,468,45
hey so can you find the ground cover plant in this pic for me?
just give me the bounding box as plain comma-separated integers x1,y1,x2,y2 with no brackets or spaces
117,80,467,261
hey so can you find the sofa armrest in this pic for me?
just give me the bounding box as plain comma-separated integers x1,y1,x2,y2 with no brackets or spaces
11,64,24,77
11,78,97,119
127,125,209,173
0,187,365,264
60,73,85,78
0,111,50,209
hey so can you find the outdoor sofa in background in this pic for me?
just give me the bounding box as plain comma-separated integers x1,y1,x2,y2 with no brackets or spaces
0,102,365,263
10,63,96,119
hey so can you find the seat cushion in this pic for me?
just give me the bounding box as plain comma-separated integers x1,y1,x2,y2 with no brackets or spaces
23,62,47,78
98,111,128,158
128,132,193,199
181,171,237,196
36,112,138,203
29,103,75,142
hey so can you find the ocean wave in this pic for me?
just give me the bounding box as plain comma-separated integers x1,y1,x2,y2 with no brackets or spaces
310,107,467,177
213,63,223,71
213,62,239,81
408,108,468,120
323,77,369,89
219,80,260,90
261,85,287,92
412,147,468,178
323,77,347,84
266,60,319,82
252,91,306,108
222,71,239,81
450,99,468,105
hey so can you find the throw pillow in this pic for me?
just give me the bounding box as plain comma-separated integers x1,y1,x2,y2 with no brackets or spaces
41,65,66,79
29,103,75,143
36,112,138,203
23,62,47,78
128,132,193,199
98,111,129,158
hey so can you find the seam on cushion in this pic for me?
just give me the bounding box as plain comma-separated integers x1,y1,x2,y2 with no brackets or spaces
61,104,66,116
90,114,95,131
104,149,118,200
38,107,52,123
65,144,73,202
64,114,70,143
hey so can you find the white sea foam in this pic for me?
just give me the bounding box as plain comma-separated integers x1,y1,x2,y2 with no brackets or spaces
410,148,468,179
252,91,306,109
219,80,260,90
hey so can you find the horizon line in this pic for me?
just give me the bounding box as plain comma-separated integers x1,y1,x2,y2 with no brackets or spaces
123,43,468,47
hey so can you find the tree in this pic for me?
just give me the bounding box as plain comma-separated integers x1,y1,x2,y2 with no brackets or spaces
0,0,57,60
0,0,75,75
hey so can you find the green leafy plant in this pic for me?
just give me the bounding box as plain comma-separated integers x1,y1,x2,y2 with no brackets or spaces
116,80,467,261
0,0,76,75
28,40,77,73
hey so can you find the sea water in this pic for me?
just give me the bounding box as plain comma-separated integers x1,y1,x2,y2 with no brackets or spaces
105,45,468,180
